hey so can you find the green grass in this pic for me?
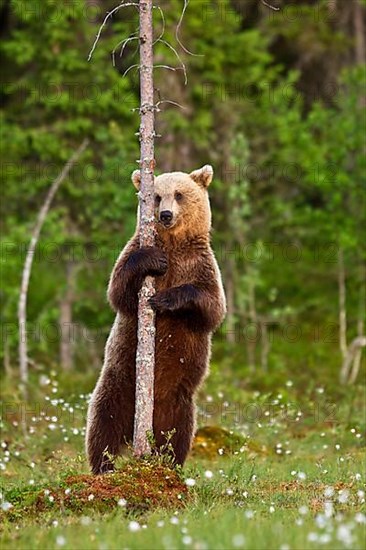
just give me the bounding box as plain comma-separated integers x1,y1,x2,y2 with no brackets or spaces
0,371,365,549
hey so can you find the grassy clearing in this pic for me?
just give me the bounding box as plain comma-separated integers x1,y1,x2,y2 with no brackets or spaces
0,371,365,549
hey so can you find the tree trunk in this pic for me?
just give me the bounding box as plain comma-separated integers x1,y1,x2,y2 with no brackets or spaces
133,0,156,457
353,0,365,65
225,256,236,345
338,248,348,362
348,279,365,384
59,262,76,371
348,323,365,385
260,320,270,371
341,336,366,385
4,339,12,377
18,139,88,397
247,274,257,370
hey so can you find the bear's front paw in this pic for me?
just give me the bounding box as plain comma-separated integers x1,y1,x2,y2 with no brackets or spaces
144,247,168,276
127,247,168,277
149,289,177,312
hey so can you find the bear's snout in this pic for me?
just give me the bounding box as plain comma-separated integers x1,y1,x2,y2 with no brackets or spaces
160,210,173,226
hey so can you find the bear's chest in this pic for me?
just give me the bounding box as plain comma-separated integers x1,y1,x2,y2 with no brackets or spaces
155,250,197,291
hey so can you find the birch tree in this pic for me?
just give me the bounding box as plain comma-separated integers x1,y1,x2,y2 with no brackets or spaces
133,0,157,457
18,140,88,396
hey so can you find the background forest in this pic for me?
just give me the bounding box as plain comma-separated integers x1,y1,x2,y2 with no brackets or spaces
1,0,365,389
0,2,366,549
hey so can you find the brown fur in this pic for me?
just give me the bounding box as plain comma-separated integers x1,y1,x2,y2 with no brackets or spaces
86,167,226,474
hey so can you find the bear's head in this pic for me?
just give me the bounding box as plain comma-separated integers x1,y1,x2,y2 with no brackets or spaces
132,165,213,239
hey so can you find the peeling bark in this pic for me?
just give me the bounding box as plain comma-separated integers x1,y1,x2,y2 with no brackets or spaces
133,0,156,457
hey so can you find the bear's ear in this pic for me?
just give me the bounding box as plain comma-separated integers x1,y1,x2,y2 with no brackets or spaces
131,169,141,190
189,165,213,188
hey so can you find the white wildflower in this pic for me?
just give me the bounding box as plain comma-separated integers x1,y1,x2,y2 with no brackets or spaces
355,513,366,524
185,478,196,487
128,521,140,532
319,533,331,544
338,489,349,504
336,524,353,546
324,486,334,498
324,501,333,518
232,534,245,547
170,516,179,525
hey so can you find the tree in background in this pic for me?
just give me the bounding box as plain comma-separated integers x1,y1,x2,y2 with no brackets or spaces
1,0,365,388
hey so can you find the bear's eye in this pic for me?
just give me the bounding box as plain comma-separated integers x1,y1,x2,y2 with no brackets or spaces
175,192,183,201
155,194,161,206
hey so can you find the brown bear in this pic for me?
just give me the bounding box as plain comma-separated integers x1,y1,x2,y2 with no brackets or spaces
86,165,226,474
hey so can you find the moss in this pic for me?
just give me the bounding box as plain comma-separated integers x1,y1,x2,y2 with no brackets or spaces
1,460,189,523
191,426,268,459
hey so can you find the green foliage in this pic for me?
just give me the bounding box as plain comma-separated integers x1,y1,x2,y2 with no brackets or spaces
0,0,365,386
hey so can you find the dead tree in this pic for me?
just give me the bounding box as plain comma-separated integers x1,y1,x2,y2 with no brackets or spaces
18,139,88,396
87,0,280,456
340,336,366,385
133,0,157,457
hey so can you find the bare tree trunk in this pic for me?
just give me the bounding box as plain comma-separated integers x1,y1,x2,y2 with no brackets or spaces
348,324,365,384
247,274,257,370
348,280,365,384
341,336,366,385
338,248,348,362
59,262,76,371
225,256,236,345
353,0,366,65
18,139,88,397
133,0,156,457
260,320,270,371
4,339,12,377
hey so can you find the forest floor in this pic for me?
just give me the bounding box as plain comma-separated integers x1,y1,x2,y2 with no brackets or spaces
0,370,365,550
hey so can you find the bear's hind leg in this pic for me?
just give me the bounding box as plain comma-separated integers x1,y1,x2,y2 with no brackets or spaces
86,414,119,474
154,399,195,467
171,404,195,466
86,385,134,474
